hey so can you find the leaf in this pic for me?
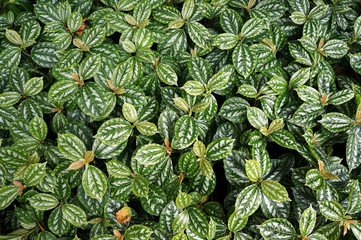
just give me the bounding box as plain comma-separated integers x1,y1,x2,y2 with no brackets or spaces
261,180,290,201
247,107,268,130
48,80,78,105
82,165,107,199
200,158,213,178
228,211,247,232
269,129,298,150
78,55,102,80
187,207,209,238
134,143,166,165
29,115,47,140
83,27,105,48
289,68,311,88
213,33,238,50
319,201,344,221
246,160,262,182
24,163,47,186
347,131,361,171
58,134,86,161
350,53,361,75
296,85,321,102
172,210,189,233
131,174,149,197
241,18,263,38
59,49,83,69
136,121,158,136
219,97,249,123
306,169,325,191
29,193,59,211
0,92,21,107
0,185,19,210
319,113,353,132
125,225,151,240
95,118,132,145
31,42,59,68
67,12,83,33
5,29,22,45
106,160,132,178
48,206,70,235
24,77,43,96
259,218,296,240
174,116,199,148
320,40,348,58
156,63,178,86
238,84,258,98
235,185,262,218
182,81,205,96
187,22,211,49
327,89,354,105
350,224,361,240
300,206,316,237
0,147,28,169
207,72,231,91
179,152,199,178
34,3,60,24
290,0,310,15
176,192,191,209
233,44,256,78
290,11,307,24
134,27,154,49
182,0,194,19
62,204,87,226
206,138,234,161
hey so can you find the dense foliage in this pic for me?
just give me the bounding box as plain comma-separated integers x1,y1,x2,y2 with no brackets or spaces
0,0,361,239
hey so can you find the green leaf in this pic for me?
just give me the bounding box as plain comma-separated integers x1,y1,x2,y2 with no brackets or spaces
83,27,105,48
48,206,70,235
106,160,132,178
48,80,78,105
320,40,348,58
319,113,353,132
235,185,262,218
82,165,107,199
347,132,361,171
0,147,28,169
156,63,178,86
179,152,199,178
67,12,82,33
213,33,238,50
309,4,329,19
59,49,83,69
182,81,205,96
125,225,151,240
269,129,298,150
268,76,287,94
34,3,60,24
350,224,361,240
319,201,344,221
219,97,249,123
259,218,296,240
133,0,151,23
238,84,258,98
300,206,316,237
134,143,166,165
206,138,234,161
207,72,231,91
0,92,21,107
5,29,22,45
24,77,43,96
350,53,361,75
58,134,86,161
188,57,212,84
172,210,189,233
327,89,354,105
134,27,154,49
62,204,87,226
290,11,307,25
174,97,189,112
200,158,213,178
261,180,290,201
0,185,19,210
31,42,59,68
233,44,256,78
24,163,46,186
29,193,59,211
29,115,47,140
299,36,317,52
78,55,102,80
246,160,262,182
182,0,194,19
241,18,263,38
296,85,321,102
289,68,311,88
95,118,132,145
136,121,158,136
290,0,310,15
188,22,211,49
228,211,247,232
174,116,198,148
131,174,149,197
306,169,325,191
247,107,268,130
187,207,209,238
176,192,191,209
